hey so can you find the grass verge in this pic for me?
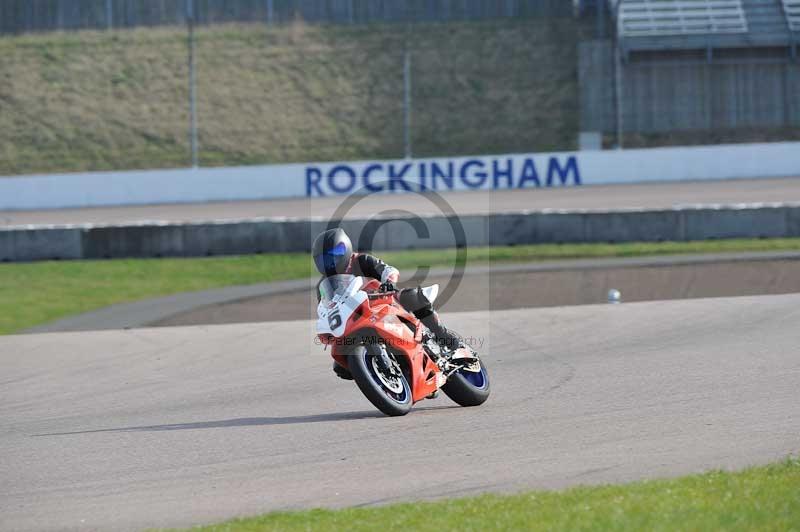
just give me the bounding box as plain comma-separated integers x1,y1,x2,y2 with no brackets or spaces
2,238,800,335
169,457,800,531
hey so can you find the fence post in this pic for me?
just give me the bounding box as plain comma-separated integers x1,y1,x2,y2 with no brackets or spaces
187,0,199,168
615,43,624,149
57,0,65,30
106,0,113,30
596,0,605,38
403,49,413,159
266,0,274,24
402,9,414,160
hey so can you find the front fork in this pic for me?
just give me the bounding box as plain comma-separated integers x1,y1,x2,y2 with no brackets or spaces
423,333,481,378
373,344,394,371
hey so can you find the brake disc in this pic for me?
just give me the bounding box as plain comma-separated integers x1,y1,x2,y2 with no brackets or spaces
371,356,404,394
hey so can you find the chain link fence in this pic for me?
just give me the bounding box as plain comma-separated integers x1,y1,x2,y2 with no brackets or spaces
0,0,572,34
0,6,582,175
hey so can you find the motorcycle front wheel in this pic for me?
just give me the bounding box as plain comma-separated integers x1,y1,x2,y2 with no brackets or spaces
348,343,412,417
441,357,491,407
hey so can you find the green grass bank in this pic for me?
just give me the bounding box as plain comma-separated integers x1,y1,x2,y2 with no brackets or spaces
2,238,800,335
169,457,800,531
0,19,579,176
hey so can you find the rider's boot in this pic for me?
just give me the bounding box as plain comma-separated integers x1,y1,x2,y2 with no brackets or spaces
398,287,462,356
420,311,461,354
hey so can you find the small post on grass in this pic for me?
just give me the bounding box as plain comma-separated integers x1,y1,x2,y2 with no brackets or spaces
608,289,622,304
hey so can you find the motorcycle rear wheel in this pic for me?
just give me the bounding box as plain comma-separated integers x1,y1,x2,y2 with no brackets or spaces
349,344,412,417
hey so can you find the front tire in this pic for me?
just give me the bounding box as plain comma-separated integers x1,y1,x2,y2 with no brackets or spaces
348,344,412,417
441,357,491,407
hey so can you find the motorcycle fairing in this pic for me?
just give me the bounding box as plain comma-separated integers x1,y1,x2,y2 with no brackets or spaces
328,279,441,402
316,275,368,338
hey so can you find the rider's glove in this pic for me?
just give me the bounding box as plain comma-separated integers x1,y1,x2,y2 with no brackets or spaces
379,281,396,293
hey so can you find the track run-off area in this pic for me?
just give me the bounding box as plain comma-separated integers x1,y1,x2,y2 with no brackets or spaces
2,293,799,531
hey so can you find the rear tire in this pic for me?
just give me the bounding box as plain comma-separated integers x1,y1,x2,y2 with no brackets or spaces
348,344,412,417
441,358,491,407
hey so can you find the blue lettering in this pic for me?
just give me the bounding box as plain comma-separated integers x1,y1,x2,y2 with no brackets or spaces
517,158,541,188
460,160,487,189
363,164,384,193
327,165,356,194
389,163,413,192
492,159,514,189
306,167,324,196
417,163,427,191
431,162,454,191
547,156,581,186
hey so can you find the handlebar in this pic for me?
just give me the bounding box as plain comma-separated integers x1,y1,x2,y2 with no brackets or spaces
368,290,397,300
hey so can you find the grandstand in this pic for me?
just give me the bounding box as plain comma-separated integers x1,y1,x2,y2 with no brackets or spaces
580,0,800,138
614,0,799,56
785,0,800,31
618,0,748,37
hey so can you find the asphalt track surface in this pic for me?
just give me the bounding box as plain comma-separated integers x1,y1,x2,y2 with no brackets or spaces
2,177,800,226
2,294,799,531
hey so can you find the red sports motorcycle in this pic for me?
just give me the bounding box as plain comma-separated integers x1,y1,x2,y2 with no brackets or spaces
316,274,490,416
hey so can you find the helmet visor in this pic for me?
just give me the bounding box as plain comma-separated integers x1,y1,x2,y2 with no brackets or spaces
314,242,349,274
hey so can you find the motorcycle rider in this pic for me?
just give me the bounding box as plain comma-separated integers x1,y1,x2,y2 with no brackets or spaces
312,228,461,380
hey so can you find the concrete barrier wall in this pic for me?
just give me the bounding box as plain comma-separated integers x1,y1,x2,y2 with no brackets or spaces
2,204,799,262
3,142,800,210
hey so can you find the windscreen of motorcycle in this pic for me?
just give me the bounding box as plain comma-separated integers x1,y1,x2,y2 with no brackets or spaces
316,275,367,337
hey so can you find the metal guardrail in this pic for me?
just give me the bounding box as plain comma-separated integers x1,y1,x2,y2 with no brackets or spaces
618,0,748,37
4,204,800,261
